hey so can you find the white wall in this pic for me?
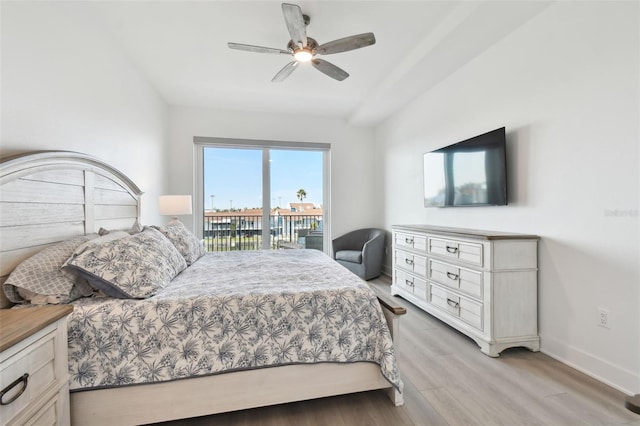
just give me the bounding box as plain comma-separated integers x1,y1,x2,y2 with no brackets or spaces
1,1,169,224
168,106,379,239
376,1,639,394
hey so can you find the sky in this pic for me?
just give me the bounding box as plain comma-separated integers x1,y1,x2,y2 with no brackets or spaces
203,147,323,210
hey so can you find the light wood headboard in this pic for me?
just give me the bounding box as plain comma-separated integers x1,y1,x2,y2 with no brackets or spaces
0,151,143,308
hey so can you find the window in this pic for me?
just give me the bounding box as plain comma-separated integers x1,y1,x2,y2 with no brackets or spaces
194,137,330,252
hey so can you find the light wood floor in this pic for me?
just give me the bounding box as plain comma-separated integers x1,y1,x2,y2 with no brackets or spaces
155,276,639,426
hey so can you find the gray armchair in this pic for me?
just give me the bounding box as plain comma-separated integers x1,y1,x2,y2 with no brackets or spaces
332,228,386,280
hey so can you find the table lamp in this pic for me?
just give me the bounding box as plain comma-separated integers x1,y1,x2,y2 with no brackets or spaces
158,195,192,225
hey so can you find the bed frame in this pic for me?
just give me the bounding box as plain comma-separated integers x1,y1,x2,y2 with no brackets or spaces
0,151,405,425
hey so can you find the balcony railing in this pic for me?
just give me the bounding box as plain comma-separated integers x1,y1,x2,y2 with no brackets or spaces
203,213,323,252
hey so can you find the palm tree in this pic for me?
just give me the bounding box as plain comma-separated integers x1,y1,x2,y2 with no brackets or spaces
296,189,307,203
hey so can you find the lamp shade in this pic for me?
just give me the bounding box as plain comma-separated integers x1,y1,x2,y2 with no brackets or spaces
158,195,192,216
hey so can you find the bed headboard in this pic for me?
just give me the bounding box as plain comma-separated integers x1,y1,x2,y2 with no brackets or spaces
0,151,143,308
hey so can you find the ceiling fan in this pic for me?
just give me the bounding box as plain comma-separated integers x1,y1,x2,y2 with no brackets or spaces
228,3,376,82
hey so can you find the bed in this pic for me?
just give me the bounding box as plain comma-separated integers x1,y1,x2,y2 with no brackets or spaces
0,151,405,425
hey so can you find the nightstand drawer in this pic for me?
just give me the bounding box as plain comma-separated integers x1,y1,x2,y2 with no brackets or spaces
24,395,57,426
394,250,427,277
0,328,57,424
429,284,483,331
428,259,483,299
395,232,427,252
428,237,483,266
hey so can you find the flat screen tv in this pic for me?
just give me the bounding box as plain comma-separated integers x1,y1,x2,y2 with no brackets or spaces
423,127,507,207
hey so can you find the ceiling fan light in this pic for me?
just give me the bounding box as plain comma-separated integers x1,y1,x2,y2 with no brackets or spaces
294,49,313,62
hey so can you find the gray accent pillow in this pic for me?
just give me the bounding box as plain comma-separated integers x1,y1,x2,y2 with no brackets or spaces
152,222,205,265
65,227,187,299
3,235,92,304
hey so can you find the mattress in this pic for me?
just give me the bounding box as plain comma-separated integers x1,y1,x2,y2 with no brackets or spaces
67,249,402,392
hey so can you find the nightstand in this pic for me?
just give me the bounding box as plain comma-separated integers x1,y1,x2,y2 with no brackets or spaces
1,305,73,425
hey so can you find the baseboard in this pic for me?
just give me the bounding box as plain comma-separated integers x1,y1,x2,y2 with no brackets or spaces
541,334,639,395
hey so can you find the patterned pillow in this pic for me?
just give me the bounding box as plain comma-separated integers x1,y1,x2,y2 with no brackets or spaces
3,235,93,304
152,222,205,265
65,231,130,261
65,227,187,299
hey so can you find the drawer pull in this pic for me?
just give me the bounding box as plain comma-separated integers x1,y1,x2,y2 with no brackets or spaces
405,238,414,245
446,272,459,281
405,279,414,287
446,298,460,308
446,246,458,254
405,258,414,266
0,373,29,406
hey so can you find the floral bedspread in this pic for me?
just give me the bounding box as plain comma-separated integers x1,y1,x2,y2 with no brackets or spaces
67,250,402,392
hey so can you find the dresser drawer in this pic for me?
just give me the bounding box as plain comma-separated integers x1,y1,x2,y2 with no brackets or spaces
428,259,483,299
394,269,427,299
395,232,427,252
429,284,483,331
428,237,483,266
395,250,427,277
0,329,57,424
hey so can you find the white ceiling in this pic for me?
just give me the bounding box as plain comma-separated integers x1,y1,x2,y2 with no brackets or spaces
87,1,551,127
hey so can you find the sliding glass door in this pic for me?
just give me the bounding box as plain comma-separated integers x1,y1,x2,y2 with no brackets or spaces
270,149,324,250
195,138,329,253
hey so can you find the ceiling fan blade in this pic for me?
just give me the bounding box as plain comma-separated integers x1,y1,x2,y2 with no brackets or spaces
311,59,349,81
282,3,307,48
228,42,290,55
316,33,376,55
272,61,299,82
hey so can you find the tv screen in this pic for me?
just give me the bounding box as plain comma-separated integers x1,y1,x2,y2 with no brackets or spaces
423,127,507,207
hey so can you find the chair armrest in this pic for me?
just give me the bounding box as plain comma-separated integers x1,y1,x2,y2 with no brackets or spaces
361,233,385,273
362,233,385,257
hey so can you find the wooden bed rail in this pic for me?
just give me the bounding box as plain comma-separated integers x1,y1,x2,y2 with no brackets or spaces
375,293,407,316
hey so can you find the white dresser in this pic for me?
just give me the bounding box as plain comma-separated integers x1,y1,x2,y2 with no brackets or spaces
1,305,73,425
391,225,539,357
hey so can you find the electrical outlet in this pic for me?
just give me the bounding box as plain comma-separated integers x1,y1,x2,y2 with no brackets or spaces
598,308,610,329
